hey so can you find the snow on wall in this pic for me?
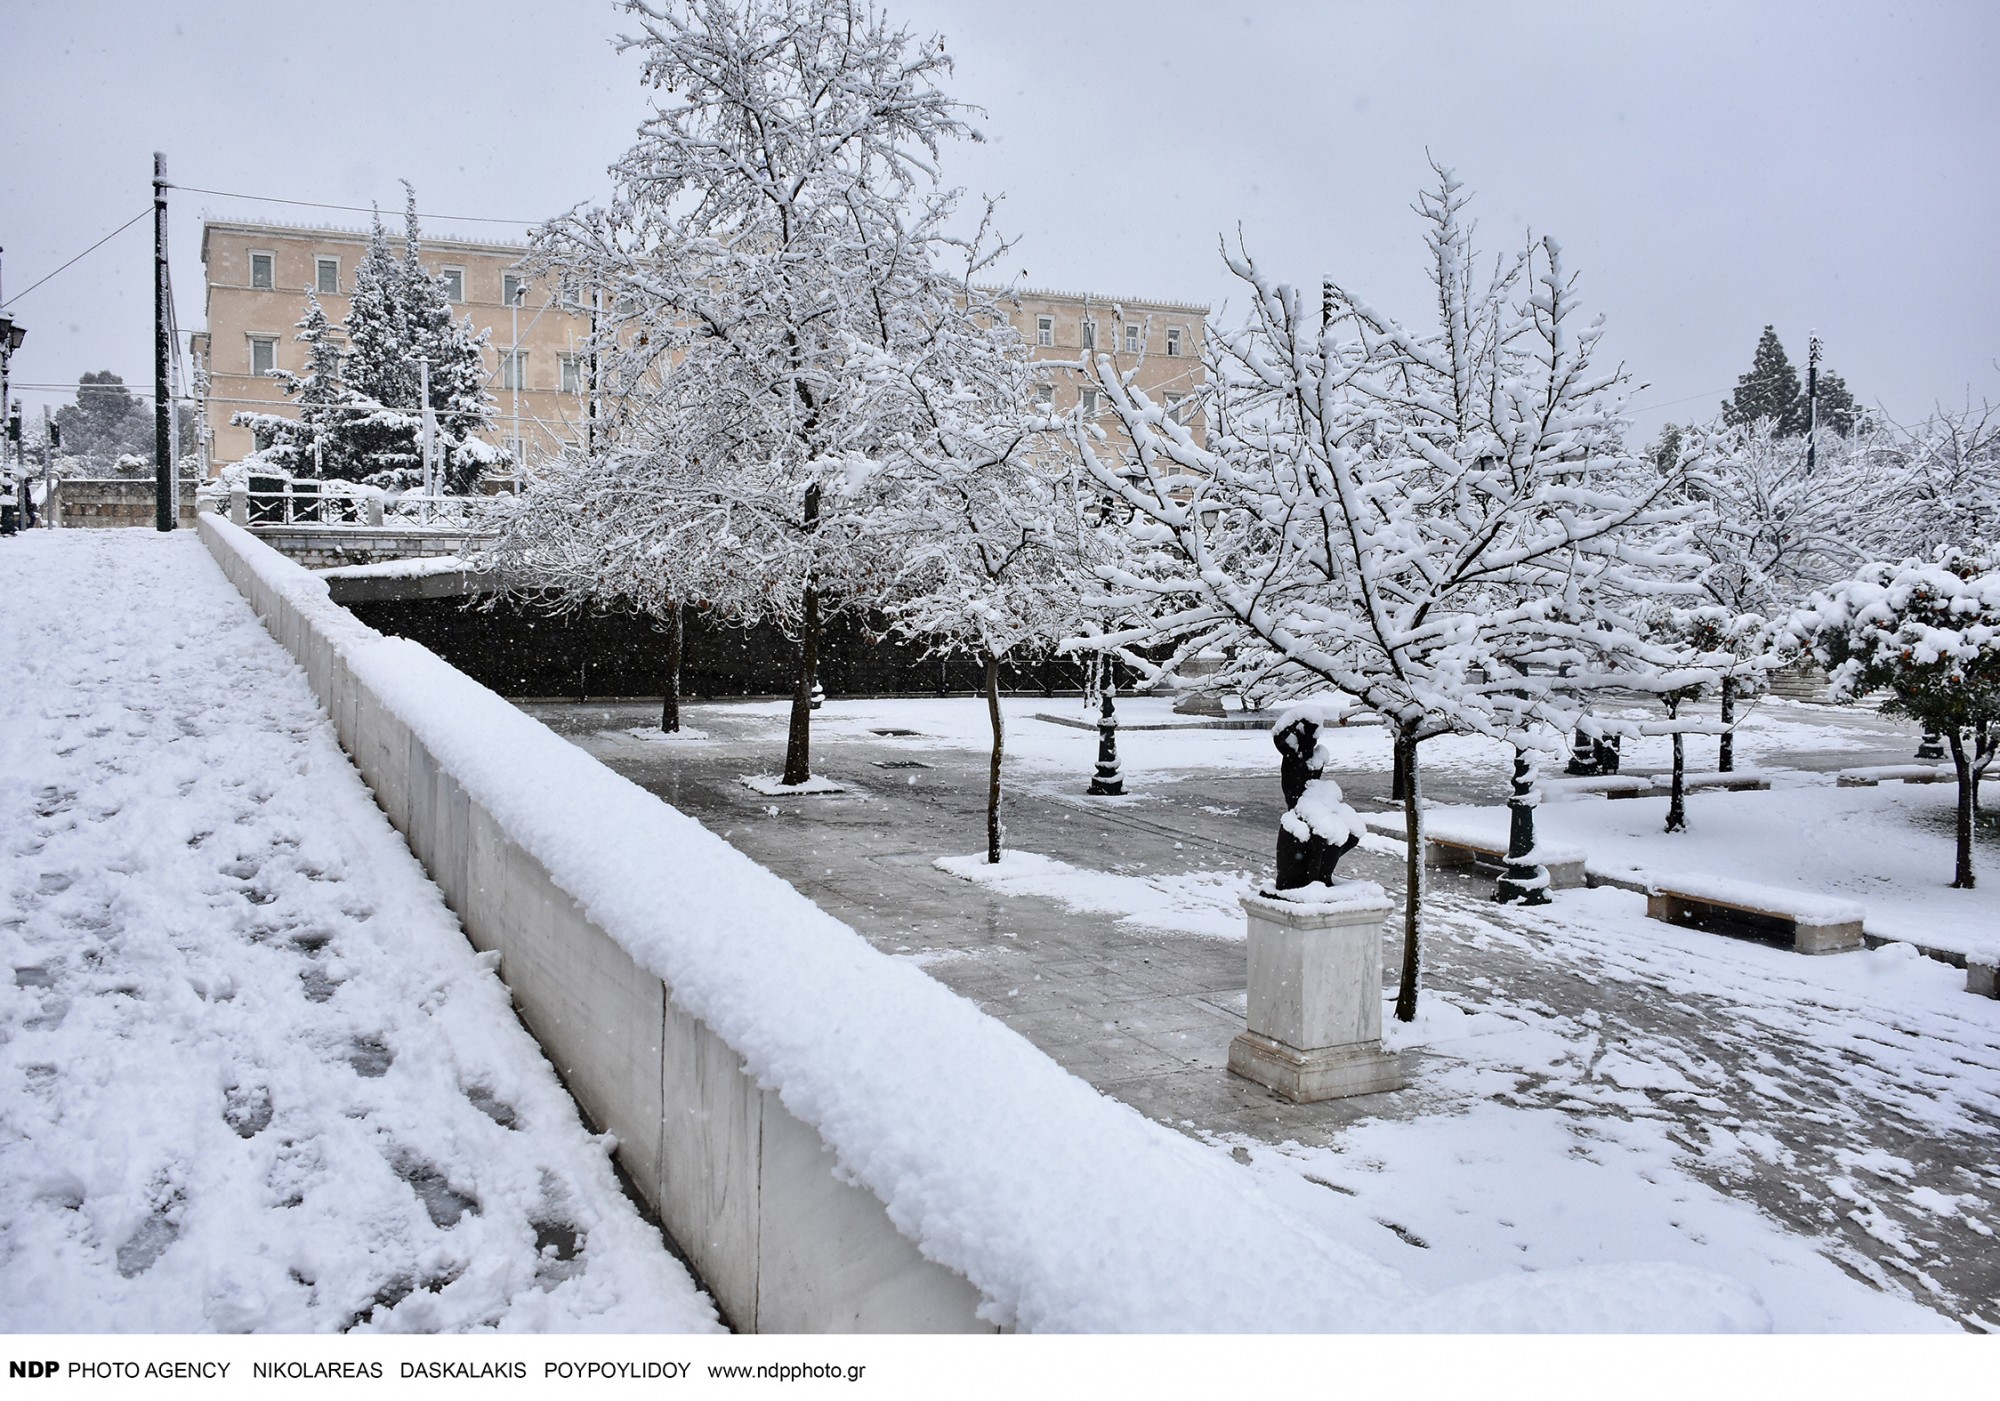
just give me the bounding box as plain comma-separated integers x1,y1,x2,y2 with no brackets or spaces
197,514,1773,1333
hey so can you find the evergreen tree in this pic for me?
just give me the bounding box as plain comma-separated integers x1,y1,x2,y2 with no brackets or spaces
333,190,503,492
397,185,499,493
1721,326,1861,437
1811,368,1861,437
230,292,361,478
50,372,175,470
341,208,422,482
1721,326,1801,429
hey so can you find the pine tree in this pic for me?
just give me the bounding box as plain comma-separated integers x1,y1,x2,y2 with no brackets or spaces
51,372,169,470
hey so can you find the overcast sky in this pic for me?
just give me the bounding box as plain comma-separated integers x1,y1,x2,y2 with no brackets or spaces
2,0,1994,440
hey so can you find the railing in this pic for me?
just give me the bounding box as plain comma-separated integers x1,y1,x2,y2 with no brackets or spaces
221,477,477,531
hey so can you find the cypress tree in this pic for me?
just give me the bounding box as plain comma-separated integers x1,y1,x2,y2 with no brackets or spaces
1722,326,1801,430
1721,326,1861,437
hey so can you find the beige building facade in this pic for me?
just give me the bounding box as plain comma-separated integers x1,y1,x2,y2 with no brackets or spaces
1005,287,1208,446
197,218,1206,477
197,219,592,475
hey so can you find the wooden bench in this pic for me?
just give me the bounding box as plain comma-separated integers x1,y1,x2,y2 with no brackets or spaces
1422,832,1588,890
1642,874,1865,955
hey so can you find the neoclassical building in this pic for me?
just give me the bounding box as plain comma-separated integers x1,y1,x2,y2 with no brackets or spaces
196,218,1206,477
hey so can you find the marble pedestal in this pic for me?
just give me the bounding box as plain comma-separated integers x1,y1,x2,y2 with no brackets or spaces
1228,888,1408,1102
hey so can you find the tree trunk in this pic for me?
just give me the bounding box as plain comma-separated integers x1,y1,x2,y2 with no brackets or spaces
1390,737,1410,802
1718,675,1735,773
985,653,1004,864
1494,745,1549,905
659,598,682,734
1393,726,1424,1023
1948,727,1976,889
1665,697,1688,834
781,585,819,787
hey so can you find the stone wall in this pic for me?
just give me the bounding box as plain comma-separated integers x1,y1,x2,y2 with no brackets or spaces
246,525,491,571
196,514,994,1333
49,477,198,528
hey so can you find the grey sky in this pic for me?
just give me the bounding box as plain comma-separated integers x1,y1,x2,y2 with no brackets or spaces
3,0,1994,439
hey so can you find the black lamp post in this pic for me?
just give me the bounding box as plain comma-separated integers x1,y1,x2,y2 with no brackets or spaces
1086,657,1124,796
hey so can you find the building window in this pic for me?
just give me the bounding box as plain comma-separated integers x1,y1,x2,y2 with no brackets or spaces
252,425,275,454
1166,392,1188,425
559,354,582,395
1124,324,1140,354
1080,387,1100,417
1036,315,1054,348
499,349,528,391
1032,383,1054,410
503,272,527,306
250,336,278,376
1166,326,1183,357
316,257,339,296
1080,318,1096,351
440,267,465,303
249,252,274,290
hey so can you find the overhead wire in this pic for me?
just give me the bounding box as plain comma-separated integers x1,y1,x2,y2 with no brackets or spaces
170,185,549,229
0,207,153,310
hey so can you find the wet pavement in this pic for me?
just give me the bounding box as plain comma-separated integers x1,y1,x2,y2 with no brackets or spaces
519,695,1999,1330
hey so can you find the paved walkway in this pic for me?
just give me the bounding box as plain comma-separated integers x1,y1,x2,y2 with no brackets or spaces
0,532,715,1332
525,696,2000,1331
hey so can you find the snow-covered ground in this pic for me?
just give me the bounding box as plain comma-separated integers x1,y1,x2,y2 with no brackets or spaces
0,532,719,1333
1418,783,1998,960
564,693,1997,1330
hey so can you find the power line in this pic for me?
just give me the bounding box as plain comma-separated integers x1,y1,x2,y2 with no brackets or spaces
0,207,153,310
171,184,550,229
1628,385,1735,416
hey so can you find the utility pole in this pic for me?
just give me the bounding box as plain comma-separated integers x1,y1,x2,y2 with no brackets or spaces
1804,333,1821,478
153,152,174,531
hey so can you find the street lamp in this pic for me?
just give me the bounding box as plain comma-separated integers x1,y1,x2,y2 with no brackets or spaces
0,302,27,535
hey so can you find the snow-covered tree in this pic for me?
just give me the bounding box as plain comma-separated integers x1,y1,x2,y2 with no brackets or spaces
1795,553,2000,889
526,0,1014,788
1677,420,1866,766
1077,165,1697,1020
872,348,1084,861
1635,606,1756,833
230,292,362,479
1721,326,1859,437
480,432,769,735
1855,404,1999,561
340,191,503,493
50,372,191,471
